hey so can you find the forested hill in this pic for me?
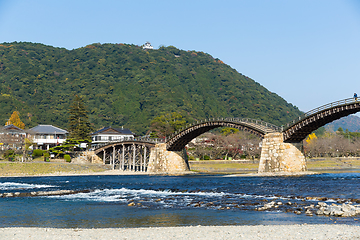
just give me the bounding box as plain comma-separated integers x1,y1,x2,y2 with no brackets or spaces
0,42,302,134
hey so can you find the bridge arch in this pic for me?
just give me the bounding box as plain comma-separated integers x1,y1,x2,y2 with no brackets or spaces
283,98,360,142
166,118,280,151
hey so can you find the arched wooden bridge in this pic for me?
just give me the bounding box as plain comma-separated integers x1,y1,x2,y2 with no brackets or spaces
282,98,360,142
93,97,360,171
165,118,281,151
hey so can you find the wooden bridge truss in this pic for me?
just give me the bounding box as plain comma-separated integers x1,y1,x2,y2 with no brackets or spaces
95,141,155,172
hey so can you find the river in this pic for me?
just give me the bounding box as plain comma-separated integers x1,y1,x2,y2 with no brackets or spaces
0,172,360,228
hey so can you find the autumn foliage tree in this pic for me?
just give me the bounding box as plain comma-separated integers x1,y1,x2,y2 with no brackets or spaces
6,111,25,129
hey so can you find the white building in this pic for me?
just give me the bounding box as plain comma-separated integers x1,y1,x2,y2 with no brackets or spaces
28,125,68,150
91,126,135,146
142,42,153,50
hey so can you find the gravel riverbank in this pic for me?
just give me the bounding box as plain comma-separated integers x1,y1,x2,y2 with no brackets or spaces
1,225,360,240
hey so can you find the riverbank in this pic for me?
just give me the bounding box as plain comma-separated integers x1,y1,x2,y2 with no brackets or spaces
189,157,360,174
0,161,112,177
0,161,197,177
1,225,360,239
0,157,359,177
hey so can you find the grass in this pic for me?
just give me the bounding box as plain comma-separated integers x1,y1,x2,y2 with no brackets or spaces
189,160,258,173
189,158,360,174
306,160,341,169
0,161,110,177
306,157,360,169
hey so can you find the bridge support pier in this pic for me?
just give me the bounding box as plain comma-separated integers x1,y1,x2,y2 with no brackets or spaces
148,143,190,173
258,133,306,173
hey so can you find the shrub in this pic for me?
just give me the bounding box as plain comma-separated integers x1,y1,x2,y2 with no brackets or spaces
32,149,44,158
3,149,15,159
64,154,71,163
203,155,210,160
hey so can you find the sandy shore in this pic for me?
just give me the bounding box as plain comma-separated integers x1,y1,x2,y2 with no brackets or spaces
1,225,360,239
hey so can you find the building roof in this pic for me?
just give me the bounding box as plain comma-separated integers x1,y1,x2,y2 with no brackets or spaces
0,124,26,133
28,125,68,134
91,126,134,136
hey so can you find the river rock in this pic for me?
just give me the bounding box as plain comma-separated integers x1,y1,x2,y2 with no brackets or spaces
305,209,313,216
257,201,276,211
328,205,343,216
315,202,360,217
3,193,13,197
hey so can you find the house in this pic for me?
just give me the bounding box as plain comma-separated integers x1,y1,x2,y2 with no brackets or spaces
28,125,68,150
91,126,135,146
0,124,27,150
142,42,153,50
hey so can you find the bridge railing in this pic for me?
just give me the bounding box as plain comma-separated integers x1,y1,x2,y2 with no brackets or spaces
283,97,357,131
166,117,282,140
91,137,165,151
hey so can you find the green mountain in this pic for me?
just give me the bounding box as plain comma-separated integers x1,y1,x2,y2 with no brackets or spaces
0,42,302,134
325,115,360,132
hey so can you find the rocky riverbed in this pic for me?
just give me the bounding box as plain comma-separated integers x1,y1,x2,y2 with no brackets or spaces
3,188,360,219
0,189,92,198
256,199,360,218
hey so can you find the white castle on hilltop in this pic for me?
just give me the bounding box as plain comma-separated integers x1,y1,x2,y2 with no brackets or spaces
142,42,153,50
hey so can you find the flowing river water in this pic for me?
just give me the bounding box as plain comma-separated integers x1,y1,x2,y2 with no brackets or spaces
1,172,360,228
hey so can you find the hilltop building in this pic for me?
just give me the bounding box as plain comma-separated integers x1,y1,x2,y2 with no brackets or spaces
142,42,153,50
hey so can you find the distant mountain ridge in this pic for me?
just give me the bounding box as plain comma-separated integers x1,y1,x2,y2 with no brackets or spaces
325,114,360,132
0,42,302,134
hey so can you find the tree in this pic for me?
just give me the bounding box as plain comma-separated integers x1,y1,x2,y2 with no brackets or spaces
220,127,239,136
6,111,25,129
150,112,187,138
49,138,91,157
337,127,344,134
68,95,93,141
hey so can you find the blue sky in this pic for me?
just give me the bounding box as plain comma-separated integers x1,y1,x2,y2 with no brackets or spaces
1,0,360,114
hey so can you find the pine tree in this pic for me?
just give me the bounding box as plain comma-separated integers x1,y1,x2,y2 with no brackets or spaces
68,95,93,141
6,111,25,129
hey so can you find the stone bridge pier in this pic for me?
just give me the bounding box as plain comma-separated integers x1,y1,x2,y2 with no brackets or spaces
258,133,306,173
147,143,190,173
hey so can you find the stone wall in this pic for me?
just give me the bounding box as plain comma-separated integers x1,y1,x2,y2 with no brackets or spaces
148,143,190,173
72,151,103,164
258,133,306,173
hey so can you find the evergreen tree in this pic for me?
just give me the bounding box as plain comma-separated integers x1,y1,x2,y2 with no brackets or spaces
68,95,93,141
